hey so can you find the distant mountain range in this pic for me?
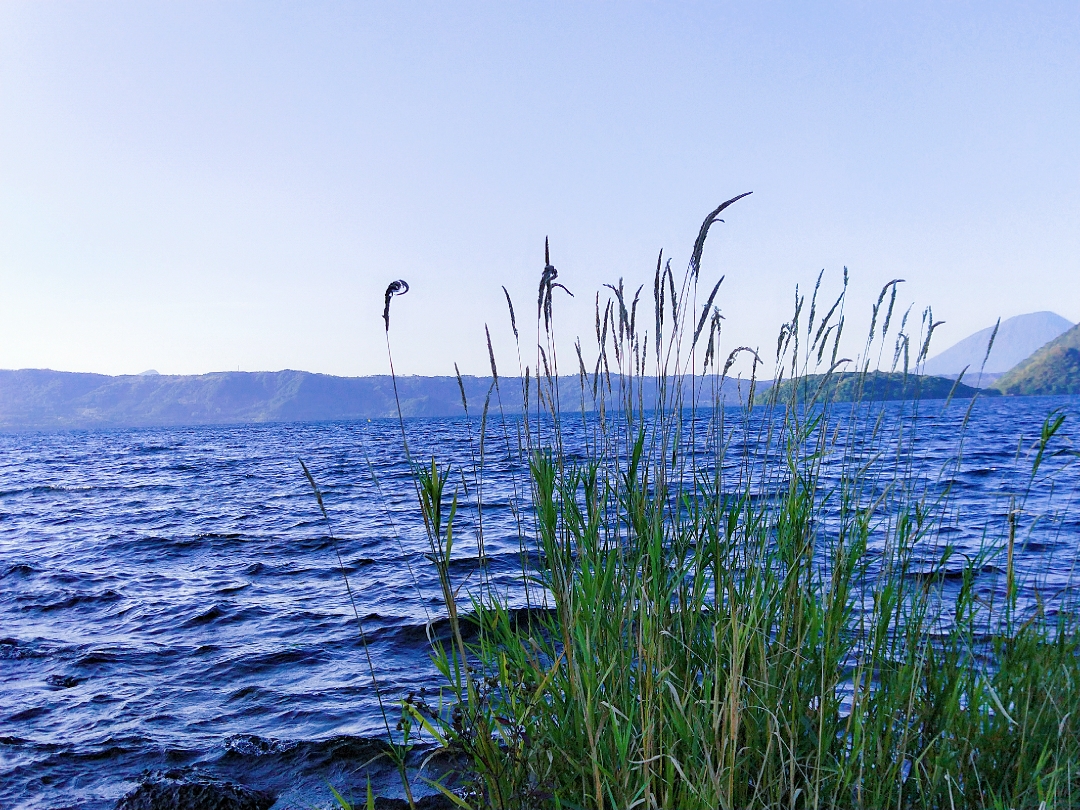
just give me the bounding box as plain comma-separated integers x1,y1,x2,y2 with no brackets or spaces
992,322,1080,396
923,312,1074,376
0,370,498,430
5,309,1078,431
0,369,756,431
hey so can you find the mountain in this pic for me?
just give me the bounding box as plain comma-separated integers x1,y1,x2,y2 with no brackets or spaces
992,323,1080,396
0,370,498,429
0,369,758,430
759,372,994,405
922,312,1074,376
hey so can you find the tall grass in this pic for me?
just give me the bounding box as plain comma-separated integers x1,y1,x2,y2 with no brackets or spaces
383,197,1080,810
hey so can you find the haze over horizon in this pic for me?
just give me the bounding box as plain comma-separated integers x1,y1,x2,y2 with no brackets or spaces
2,2,1078,378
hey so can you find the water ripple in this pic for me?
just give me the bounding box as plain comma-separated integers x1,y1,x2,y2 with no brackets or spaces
1,399,1078,808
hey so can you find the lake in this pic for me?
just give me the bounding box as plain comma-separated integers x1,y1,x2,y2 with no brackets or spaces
2,395,1078,809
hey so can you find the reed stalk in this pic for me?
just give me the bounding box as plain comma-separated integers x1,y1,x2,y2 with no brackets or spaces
383,199,1080,809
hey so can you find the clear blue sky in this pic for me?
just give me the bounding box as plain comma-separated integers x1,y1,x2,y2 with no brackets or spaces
1,1,1077,377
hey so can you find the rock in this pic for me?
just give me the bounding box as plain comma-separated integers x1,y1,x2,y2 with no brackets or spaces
373,796,456,810
115,772,274,810
46,674,81,689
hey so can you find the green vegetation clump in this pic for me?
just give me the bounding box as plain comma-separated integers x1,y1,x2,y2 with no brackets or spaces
759,370,993,405
327,198,1080,810
994,322,1080,396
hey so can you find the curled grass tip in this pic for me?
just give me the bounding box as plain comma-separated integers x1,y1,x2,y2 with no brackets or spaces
383,279,410,332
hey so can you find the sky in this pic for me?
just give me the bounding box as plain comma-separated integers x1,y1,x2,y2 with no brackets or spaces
1,1,1078,378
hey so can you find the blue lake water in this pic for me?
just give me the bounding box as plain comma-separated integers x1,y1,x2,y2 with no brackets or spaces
2,396,1079,809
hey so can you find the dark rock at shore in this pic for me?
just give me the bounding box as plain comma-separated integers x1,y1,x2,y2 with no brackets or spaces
115,771,275,810
45,673,81,689
112,764,459,810
373,796,456,809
